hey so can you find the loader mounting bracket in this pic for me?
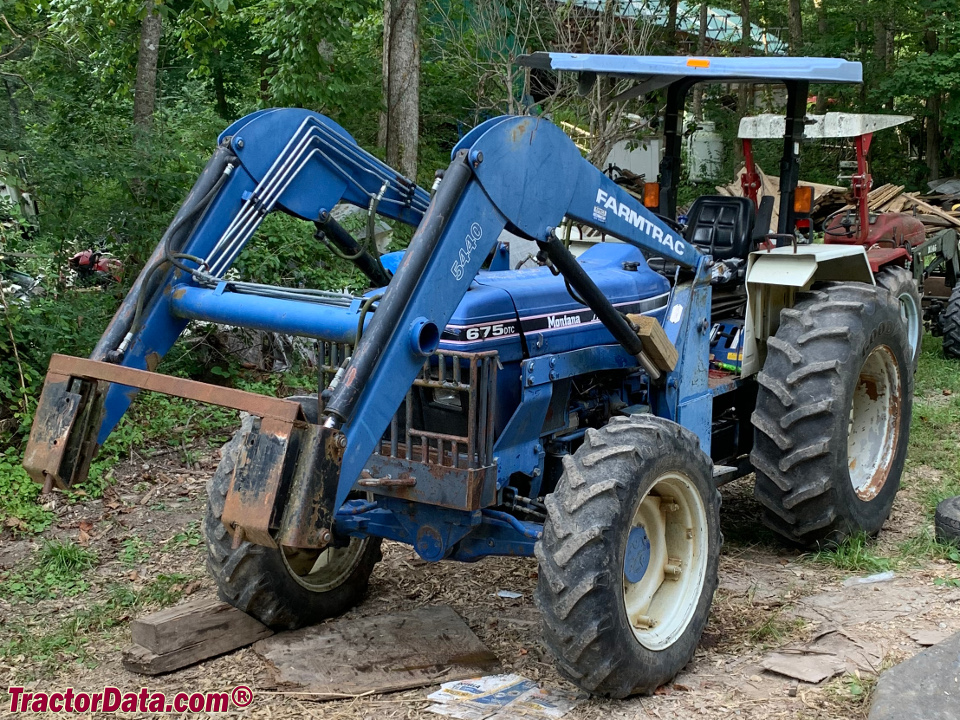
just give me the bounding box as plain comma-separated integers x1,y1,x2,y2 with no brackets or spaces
24,355,310,548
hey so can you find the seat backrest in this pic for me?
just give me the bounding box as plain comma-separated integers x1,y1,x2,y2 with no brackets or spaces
684,196,756,261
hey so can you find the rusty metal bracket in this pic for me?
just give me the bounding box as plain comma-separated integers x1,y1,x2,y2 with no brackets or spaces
277,424,344,549
24,354,309,550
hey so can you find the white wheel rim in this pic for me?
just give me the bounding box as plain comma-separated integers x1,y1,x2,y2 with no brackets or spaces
897,290,921,358
281,538,369,592
622,471,708,651
847,345,901,500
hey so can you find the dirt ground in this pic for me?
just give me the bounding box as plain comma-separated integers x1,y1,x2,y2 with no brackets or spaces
2,428,959,720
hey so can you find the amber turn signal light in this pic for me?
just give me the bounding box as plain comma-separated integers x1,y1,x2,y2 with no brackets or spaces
643,182,660,209
793,185,813,215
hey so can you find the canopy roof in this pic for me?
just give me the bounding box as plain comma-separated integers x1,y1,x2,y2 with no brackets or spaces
517,53,863,100
739,112,913,140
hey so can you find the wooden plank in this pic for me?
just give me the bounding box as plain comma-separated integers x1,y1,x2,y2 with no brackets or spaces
626,314,678,371
254,605,500,698
123,598,273,675
902,195,960,229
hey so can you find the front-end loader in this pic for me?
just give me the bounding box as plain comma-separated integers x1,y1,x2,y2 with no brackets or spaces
23,56,913,697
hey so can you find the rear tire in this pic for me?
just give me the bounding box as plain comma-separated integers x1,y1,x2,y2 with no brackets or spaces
943,286,960,360
204,411,381,630
751,283,913,547
875,265,922,370
535,415,721,698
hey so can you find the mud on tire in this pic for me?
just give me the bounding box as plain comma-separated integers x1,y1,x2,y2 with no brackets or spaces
751,282,913,547
535,415,721,698
204,409,381,631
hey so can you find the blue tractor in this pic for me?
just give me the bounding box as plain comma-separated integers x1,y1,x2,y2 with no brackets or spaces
24,56,912,697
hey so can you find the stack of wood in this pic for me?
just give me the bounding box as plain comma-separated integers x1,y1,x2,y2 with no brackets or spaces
717,164,960,237
715,164,848,234
843,183,960,236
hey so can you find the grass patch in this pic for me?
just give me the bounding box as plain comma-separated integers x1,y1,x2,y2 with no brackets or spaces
897,529,960,565
79,392,239,497
0,541,98,602
163,520,202,550
839,670,880,708
907,336,960,507
0,573,197,678
0,447,53,534
118,537,152,568
807,533,894,574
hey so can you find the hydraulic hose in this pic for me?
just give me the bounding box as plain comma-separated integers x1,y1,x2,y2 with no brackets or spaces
92,146,238,361
315,213,393,288
106,159,235,361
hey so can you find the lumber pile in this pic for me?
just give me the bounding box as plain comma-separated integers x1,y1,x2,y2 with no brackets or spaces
840,183,960,236
717,164,960,237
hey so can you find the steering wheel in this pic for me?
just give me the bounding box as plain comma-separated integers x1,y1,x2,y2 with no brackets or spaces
823,208,860,238
653,213,685,234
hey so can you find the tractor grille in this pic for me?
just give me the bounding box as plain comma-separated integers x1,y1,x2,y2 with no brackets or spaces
319,344,498,471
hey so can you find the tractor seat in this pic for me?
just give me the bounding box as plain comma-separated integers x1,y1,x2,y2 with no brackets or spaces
684,196,755,262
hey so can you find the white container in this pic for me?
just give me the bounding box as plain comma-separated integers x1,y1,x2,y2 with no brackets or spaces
687,121,723,182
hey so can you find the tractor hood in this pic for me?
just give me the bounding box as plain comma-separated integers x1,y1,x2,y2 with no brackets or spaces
438,243,670,361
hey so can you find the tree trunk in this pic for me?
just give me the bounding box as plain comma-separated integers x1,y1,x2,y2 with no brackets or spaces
4,78,21,141
381,0,419,180
787,0,802,55
133,3,162,128
814,0,828,111
378,0,391,149
213,48,230,119
926,94,940,180
737,0,750,116
691,3,708,121
924,19,940,180
666,0,679,50
259,54,271,104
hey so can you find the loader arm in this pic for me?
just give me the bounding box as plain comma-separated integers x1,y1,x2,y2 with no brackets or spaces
92,108,430,444
303,115,712,548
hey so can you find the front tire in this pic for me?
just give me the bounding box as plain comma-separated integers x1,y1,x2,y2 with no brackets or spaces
535,415,721,698
751,283,913,547
204,413,382,630
875,265,922,370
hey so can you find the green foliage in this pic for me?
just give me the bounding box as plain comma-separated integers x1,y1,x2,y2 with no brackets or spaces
118,537,151,567
0,447,53,533
808,533,894,573
0,572,196,676
0,540,98,601
164,520,202,549
233,211,367,292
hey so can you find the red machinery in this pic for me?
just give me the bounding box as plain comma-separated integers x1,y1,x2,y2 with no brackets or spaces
739,112,923,273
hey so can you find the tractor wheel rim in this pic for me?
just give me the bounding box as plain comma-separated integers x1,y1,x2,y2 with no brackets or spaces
847,345,901,501
622,471,708,651
281,538,369,593
897,290,920,358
